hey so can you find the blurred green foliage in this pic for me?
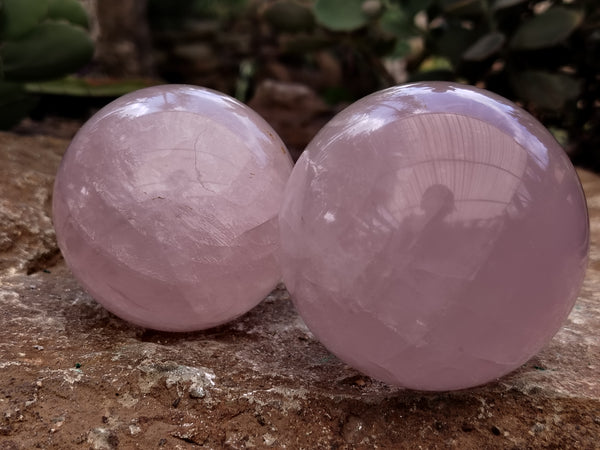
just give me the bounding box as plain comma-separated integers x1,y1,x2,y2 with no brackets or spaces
262,0,596,104
0,0,94,128
144,0,597,162
1,0,597,164
256,0,599,162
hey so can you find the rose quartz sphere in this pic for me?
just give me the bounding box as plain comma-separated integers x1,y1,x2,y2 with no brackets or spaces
279,82,589,391
53,85,293,331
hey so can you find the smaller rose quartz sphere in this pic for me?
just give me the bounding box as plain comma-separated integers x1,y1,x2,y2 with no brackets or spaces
279,82,589,391
53,85,293,331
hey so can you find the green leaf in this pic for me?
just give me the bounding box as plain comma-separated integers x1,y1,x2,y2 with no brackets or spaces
548,126,569,148
0,0,48,39
511,70,581,110
1,21,94,81
379,4,415,39
462,31,505,61
263,1,315,33
47,0,89,29
314,0,369,31
419,56,453,72
24,76,154,97
388,38,411,58
431,21,477,67
510,7,583,50
0,81,38,129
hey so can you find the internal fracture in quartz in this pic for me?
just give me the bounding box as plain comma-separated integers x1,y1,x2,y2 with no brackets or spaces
279,82,590,391
53,85,293,331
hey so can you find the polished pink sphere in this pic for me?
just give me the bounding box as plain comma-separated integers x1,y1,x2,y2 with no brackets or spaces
53,85,293,331
279,82,589,391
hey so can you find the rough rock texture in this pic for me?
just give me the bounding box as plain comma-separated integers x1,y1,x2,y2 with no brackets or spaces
0,133,64,275
0,131,599,448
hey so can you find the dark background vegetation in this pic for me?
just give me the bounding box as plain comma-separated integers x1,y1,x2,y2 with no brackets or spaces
1,0,598,167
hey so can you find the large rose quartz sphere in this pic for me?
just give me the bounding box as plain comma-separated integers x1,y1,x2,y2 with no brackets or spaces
279,82,589,391
53,85,293,331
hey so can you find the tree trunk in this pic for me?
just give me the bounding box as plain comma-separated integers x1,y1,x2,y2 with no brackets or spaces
82,0,155,78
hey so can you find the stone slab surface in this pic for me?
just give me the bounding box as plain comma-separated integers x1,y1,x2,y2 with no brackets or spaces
0,131,598,449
